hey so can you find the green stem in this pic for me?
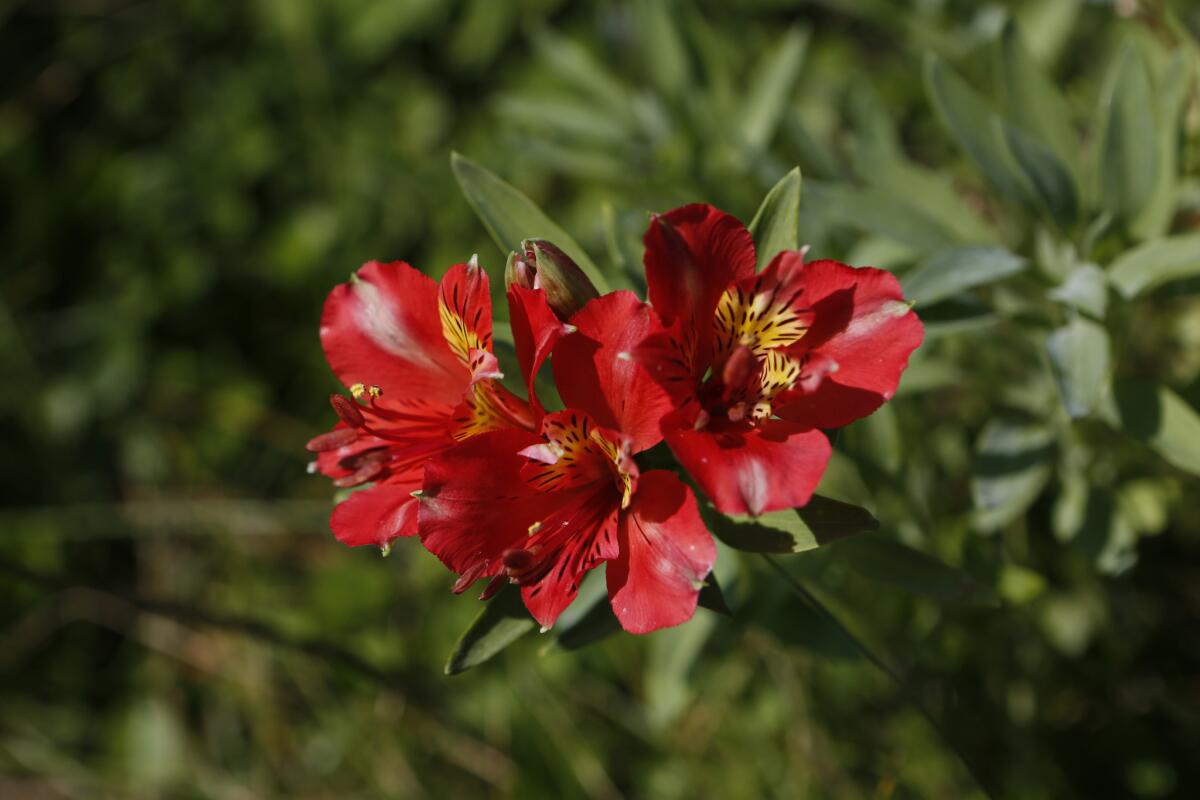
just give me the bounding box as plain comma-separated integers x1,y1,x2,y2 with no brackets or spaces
762,554,996,800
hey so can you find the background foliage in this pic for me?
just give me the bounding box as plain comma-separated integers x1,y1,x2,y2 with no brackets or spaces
3,0,1200,798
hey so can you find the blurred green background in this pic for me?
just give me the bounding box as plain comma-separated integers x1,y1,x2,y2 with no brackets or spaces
3,0,1200,797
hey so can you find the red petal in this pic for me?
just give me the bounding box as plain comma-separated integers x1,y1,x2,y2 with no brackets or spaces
665,415,831,516
607,470,716,634
521,494,618,630
321,261,468,405
507,285,568,418
776,259,923,429
553,291,674,453
643,204,756,369
418,429,555,575
438,261,494,366
330,485,419,548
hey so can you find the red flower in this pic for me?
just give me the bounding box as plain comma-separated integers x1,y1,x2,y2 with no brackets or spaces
640,204,924,516
306,259,535,550
418,292,717,633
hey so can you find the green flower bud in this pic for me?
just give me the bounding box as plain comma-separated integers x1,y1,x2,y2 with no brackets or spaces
505,239,599,321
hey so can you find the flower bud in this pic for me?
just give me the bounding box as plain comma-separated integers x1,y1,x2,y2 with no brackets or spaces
504,239,599,321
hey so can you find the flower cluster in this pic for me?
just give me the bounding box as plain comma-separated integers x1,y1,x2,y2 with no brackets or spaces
307,204,923,633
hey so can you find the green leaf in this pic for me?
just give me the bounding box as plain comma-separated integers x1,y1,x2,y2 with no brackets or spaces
705,495,878,555
924,54,1037,213
450,152,609,292
635,0,690,99
1049,263,1108,318
444,585,536,675
901,245,1028,307
698,572,733,616
1134,51,1193,239
748,167,802,269
995,20,1078,178
645,613,717,729
1098,41,1159,226
532,28,631,122
836,537,999,605
971,418,1056,533
739,27,809,152
1107,232,1200,298
1046,315,1111,419
845,83,997,246
804,181,960,253
1000,119,1079,225
1110,379,1200,477
544,596,621,654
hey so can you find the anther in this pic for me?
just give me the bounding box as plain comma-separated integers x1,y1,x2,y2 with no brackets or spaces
305,427,359,452
330,394,365,428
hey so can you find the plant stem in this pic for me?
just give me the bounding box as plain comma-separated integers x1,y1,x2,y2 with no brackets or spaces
761,554,997,800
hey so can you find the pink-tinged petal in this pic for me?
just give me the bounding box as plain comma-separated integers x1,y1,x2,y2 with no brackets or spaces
418,429,549,576
438,261,494,366
553,291,675,453
330,485,419,548
776,259,923,429
607,470,716,634
643,204,756,368
665,414,831,516
507,285,569,417
321,261,467,405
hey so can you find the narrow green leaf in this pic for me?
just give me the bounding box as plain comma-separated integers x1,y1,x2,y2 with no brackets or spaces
1134,51,1193,239
836,537,999,605
1107,232,1200,298
901,245,1028,307
705,495,878,555
996,20,1078,176
1049,263,1108,318
1098,41,1158,226
444,586,536,675
645,613,717,729
1000,118,1079,225
532,28,631,121
804,181,960,253
1110,379,1200,477
739,27,809,152
971,418,1056,533
924,54,1037,213
846,83,996,246
748,167,802,269
450,152,609,292
635,0,690,99
1046,316,1111,419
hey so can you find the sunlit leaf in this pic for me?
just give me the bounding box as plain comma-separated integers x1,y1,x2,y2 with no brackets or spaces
748,166,801,269
635,0,690,99
1110,379,1200,477
1107,232,1200,298
972,418,1056,533
1049,263,1108,318
739,27,809,152
444,585,536,675
1134,51,1193,239
1098,41,1158,227
901,245,1028,307
450,152,609,291
705,495,878,554
805,181,960,253
1046,315,1111,419
924,54,1037,213
995,20,1078,178
1000,119,1079,225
